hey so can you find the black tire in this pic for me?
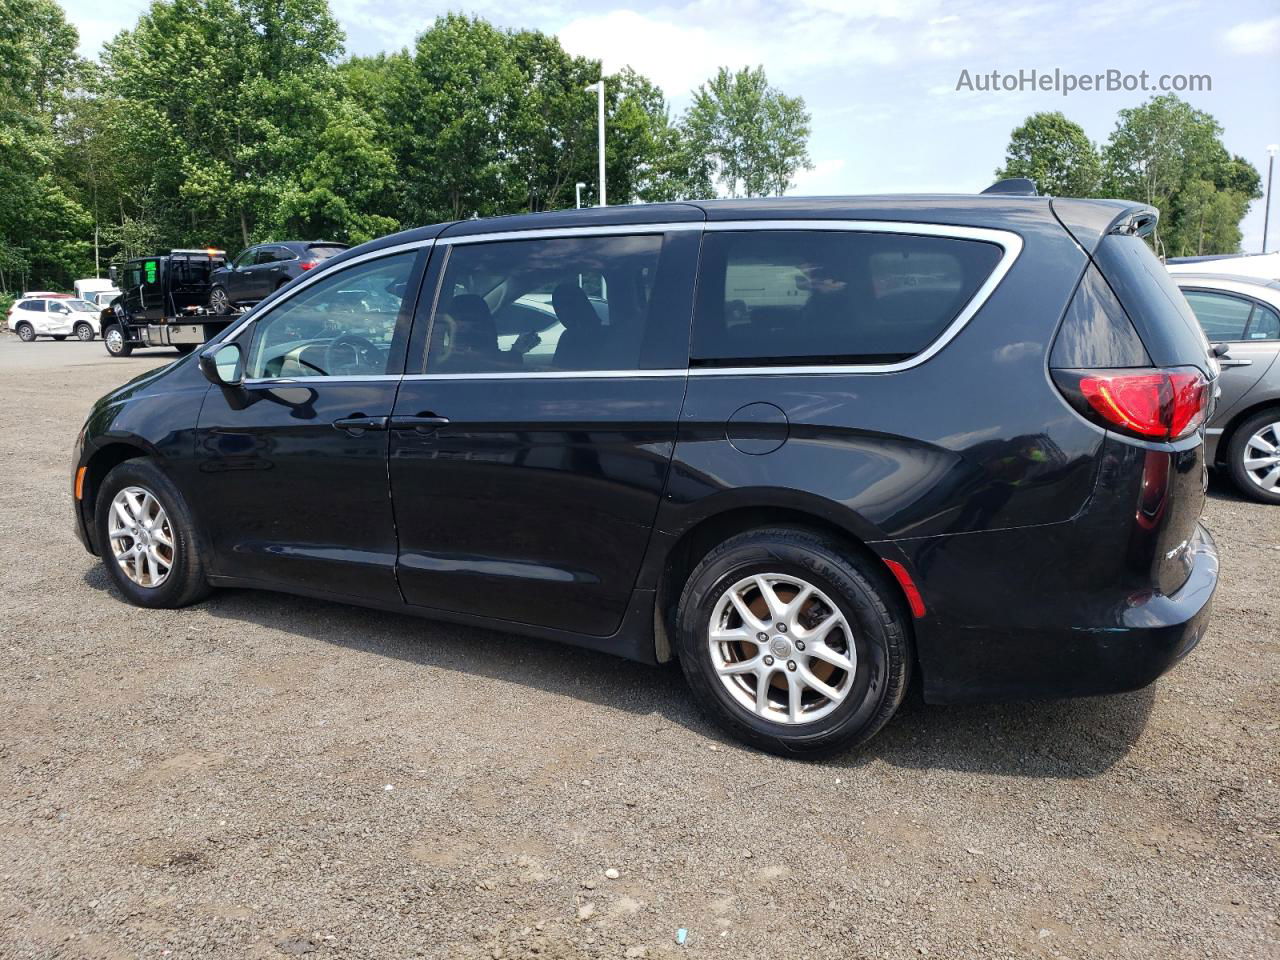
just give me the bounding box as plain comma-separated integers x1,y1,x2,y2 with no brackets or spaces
209,285,231,315
75,322,95,341
674,527,911,757
103,323,133,357
15,322,35,342
1226,408,1280,505
95,459,212,609
174,344,196,355
52,334,68,341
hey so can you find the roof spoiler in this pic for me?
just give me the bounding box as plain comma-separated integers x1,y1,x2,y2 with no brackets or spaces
981,177,1038,196
1108,209,1158,238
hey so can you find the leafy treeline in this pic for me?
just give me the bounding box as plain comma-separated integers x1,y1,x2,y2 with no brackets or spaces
0,0,812,291
996,98,1261,257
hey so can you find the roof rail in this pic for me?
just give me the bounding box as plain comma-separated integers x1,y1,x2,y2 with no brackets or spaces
981,177,1038,196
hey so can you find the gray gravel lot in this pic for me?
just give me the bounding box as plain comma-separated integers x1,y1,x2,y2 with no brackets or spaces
1,337,1277,960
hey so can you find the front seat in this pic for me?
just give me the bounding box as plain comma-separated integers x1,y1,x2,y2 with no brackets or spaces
435,294,504,372
552,282,605,370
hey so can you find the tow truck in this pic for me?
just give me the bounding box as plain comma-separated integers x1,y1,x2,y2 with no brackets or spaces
101,249,235,357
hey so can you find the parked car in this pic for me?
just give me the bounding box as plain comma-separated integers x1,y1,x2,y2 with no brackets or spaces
208,241,348,314
1168,252,1280,282
1172,272,1280,504
71,191,1219,755
74,278,121,306
8,296,102,341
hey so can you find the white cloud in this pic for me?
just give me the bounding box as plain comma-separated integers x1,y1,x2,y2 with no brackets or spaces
1223,17,1280,55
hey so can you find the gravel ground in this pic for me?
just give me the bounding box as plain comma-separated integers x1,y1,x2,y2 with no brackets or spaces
1,337,1277,960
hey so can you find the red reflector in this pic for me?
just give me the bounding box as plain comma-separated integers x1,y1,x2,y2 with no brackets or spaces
1077,369,1208,441
883,559,926,618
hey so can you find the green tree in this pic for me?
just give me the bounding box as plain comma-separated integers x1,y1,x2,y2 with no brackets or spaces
681,66,811,198
1101,94,1260,256
0,0,93,290
995,111,1101,196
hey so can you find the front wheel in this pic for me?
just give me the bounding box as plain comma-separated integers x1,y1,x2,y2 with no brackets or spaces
1227,409,1280,505
103,323,133,357
75,322,95,341
95,459,212,608
675,527,911,756
15,322,35,342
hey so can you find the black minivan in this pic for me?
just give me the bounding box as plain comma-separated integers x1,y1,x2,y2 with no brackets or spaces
72,194,1219,755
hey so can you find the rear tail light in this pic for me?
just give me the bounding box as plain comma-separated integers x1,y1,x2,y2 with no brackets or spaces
1052,367,1210,442
299,260,319,271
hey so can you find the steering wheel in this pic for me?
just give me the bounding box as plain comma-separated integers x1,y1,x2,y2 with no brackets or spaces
325,334,379,376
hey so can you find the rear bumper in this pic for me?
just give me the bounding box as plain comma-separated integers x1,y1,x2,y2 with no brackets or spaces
901,522,1218,705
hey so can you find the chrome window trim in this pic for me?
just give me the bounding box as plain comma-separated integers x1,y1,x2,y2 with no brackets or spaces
436,221,701,246
402,369,688,382
222,239,434,346
241,374,402,386
689,219,1023,377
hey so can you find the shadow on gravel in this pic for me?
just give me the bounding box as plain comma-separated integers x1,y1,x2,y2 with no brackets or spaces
83,569,1157,779
1205,471,1250,504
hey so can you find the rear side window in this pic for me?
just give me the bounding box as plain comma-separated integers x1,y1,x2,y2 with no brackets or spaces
426,234,678,374
307,245,347,260
1093,235,1212,373
1250,304,1280,340
691,230,1003,365
22,300,45,312
1181,291,1254,342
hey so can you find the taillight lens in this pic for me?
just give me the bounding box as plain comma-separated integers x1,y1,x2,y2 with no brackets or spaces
1054,367,1210,441
298,260,318,270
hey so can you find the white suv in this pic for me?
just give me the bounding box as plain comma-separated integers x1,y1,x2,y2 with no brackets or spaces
7,296,102,342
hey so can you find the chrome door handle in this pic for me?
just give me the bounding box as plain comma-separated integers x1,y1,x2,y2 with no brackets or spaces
1219,358,1253,367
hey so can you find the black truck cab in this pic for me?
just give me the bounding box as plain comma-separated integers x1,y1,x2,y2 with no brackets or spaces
103,249,231,357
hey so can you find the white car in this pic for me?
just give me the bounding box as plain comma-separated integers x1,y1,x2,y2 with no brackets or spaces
7,296,102,342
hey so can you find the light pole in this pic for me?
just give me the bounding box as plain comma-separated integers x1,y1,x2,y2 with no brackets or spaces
585,81,606,206
575,182,586,209
1264,144,1278,254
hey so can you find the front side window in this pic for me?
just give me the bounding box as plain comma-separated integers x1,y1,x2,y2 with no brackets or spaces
1183,291,1254,342
232,249,256,269
426,234,664,374
245,252,417,379
692,230,1004,365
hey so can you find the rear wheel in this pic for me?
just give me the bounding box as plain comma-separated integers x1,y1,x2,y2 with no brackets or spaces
15,323,35,341
209,285,231,315
1227,409,1280,505
75,322,95,341
674,527,911,756
103,323,133,357
95,459,211,608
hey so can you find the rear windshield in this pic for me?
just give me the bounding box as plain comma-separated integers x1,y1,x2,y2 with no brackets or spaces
1093,235,1213,374
307,245,347,260
691,230,1003,365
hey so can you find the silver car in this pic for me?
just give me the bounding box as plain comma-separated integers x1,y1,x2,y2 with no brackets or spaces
1174,273,1280,504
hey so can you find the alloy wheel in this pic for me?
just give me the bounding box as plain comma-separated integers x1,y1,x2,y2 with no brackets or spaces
1242,421,1280,493
708,573,857,725
17,324,34,342
108,486,174,588
105,327,124,353
210,287,229,314
76,323,94,341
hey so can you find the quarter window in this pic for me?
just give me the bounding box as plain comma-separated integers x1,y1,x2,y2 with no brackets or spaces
692,231,1004,365
426,235,665,374
1249,304,1280,341
245,252,417,379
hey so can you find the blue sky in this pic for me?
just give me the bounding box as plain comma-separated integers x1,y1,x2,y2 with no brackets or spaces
62,0,1280,250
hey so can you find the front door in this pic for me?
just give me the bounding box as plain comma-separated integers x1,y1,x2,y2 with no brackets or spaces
389,228,699,637
194,247,428,602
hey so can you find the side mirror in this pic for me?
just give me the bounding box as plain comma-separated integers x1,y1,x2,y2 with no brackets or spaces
1211,343,1230,358
199,342,244,387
